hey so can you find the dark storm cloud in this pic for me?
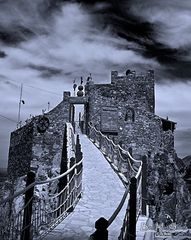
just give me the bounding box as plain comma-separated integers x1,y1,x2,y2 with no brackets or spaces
0,0,61,44
0,2,154,86
0,50,6,58
1,0,191,80
28,64,63,78
69,0,191,80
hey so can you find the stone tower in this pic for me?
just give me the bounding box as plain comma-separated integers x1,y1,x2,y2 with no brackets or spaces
85,70,175,157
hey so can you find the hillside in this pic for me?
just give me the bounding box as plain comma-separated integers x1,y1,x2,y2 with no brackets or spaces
182,155,191,167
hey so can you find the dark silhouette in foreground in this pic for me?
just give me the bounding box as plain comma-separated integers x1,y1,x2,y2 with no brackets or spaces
89,217,108,240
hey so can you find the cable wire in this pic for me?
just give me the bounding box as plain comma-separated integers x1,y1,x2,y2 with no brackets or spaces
3,79,62,96
25,84,62,96
0,114,17,123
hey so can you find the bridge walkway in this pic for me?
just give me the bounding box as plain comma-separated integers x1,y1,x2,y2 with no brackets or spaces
44,133,127,240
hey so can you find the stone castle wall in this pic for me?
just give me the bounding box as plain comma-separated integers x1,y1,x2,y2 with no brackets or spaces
85,70,171,157
111,70,155,113
8,123,34,179
8,92,71,180
31,96,70,178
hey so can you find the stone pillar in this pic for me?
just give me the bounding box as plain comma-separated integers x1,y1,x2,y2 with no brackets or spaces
63,91,71,100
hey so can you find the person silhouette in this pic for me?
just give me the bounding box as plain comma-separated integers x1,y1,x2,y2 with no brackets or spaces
89,217,108,240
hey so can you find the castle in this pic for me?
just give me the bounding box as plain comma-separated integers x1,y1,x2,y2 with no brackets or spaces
7,69,191,227
84,70,175,157
8,69,175,179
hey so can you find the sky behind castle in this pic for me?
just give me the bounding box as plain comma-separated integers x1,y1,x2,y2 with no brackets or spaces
0,0,191,167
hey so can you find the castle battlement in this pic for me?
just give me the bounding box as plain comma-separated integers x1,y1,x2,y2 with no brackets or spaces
111,69,154,84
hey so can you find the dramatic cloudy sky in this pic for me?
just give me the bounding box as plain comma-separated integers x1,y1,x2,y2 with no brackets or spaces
0,0,191,168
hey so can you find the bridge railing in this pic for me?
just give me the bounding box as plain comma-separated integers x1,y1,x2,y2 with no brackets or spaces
88,122,141,183
88,122,147,240
0,123,83,240
118,161,145,240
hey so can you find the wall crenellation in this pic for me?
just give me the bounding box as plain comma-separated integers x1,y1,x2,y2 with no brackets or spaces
111,69,154,84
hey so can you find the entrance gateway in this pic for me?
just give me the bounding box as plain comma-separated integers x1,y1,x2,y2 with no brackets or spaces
67,94,89,135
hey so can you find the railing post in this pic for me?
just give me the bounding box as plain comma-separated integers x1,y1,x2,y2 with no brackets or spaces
71,105,75,133
99,133,102,149
59,124,68,192
85,103,89,135
76,134,83,167
128,147,133,156
128,177,137,240
21,171,35,240
75,134,83,197
141,155,147,216
86,121,89,136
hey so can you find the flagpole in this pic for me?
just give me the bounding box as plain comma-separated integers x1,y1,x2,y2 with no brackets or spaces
17,83,23,128
48,102,50,111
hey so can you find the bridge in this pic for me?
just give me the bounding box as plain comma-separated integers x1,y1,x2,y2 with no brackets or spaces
0,121,151,240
